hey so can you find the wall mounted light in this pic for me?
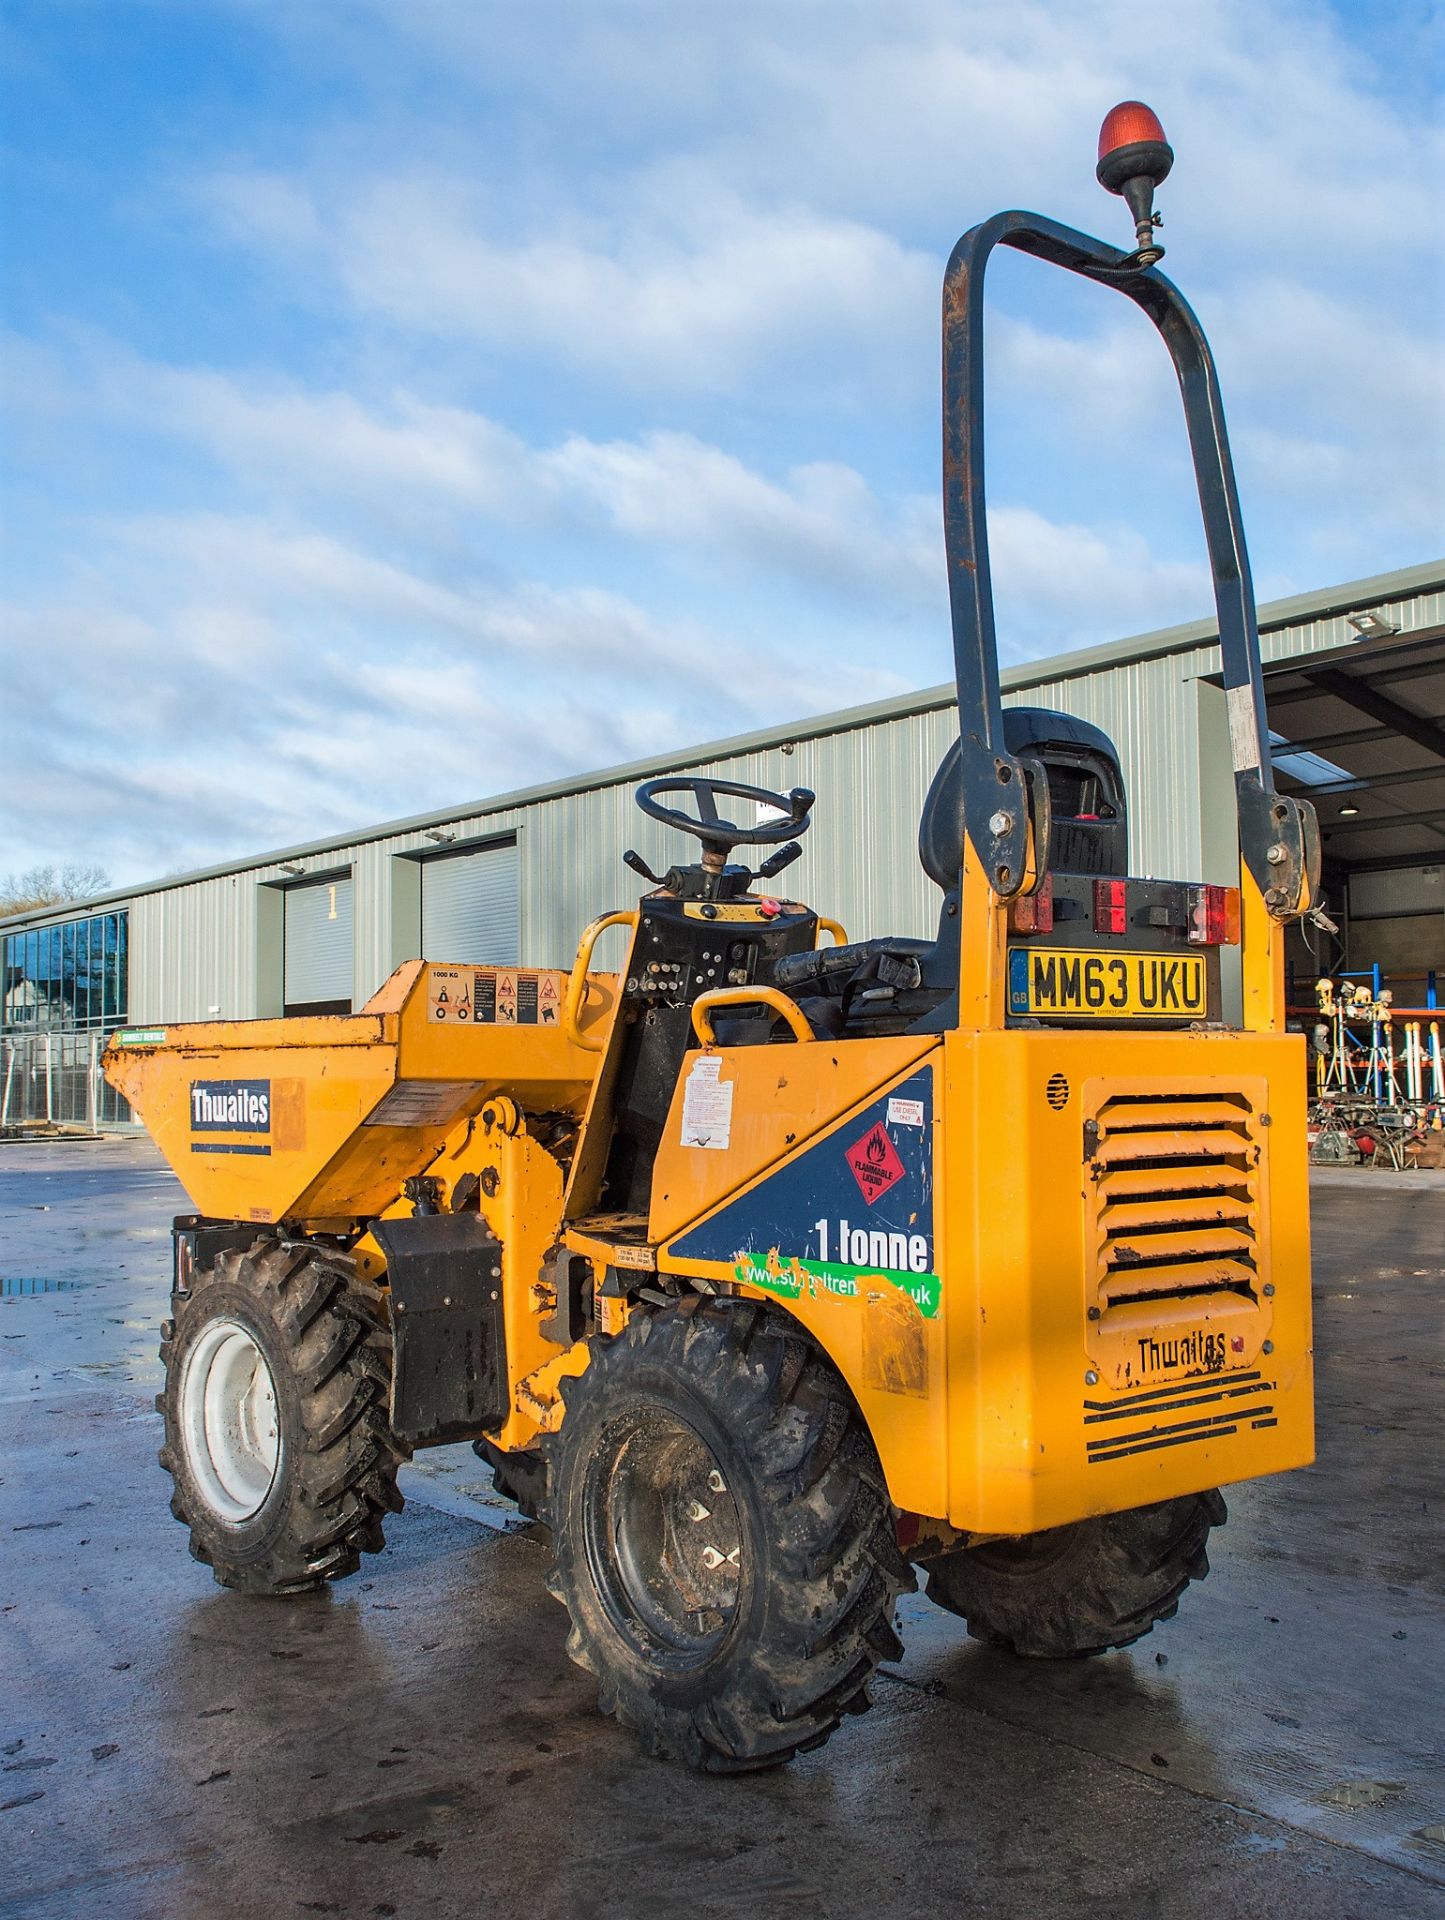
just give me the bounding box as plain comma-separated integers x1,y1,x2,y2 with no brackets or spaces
1347,609,1400,639
278,862,304,876
424,829,457,845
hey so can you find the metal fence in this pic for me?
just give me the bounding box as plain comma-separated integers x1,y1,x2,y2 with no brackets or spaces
0,1031,136,1133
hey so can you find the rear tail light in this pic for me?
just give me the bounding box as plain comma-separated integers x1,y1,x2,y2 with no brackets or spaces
1011,873,1054,934
1093,878,1128,935
1188,884,1241,945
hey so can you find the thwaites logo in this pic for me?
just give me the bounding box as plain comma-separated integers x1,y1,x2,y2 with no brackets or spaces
1136,1328,1230,1376
190,1079,271,1133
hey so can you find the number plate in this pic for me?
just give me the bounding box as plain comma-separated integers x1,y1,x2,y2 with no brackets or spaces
1009,947,1206,1019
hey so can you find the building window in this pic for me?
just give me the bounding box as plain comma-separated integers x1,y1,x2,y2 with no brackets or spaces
1,911,128,1033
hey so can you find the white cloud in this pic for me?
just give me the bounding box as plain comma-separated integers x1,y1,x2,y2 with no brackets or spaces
205,170,934,392
6,0,1441,887
18,340,944,612
0,501,910,880
307,0,1442,274
178,2,1443,567
986,505,1212,659
1217,278,1445,553
153,371,529,507
981,274,1445,566
988,309,1176,437
540,430,938,606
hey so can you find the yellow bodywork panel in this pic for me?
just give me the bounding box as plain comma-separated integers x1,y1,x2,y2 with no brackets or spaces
653,1025,1312,1536
104,960,617,1226
649,1034,937,1248
651,1035,945,1519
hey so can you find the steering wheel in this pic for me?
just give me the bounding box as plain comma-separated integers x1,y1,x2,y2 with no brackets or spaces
634,776,815,857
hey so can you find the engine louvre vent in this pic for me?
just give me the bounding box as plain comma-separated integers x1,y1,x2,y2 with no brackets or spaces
1089,1091,1261,1309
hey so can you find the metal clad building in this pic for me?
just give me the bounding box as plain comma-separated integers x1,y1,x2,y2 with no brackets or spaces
3,561,1442,1127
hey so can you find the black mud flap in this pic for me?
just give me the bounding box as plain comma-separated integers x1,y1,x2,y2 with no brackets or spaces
372,1214,508,1447
171,1215,267,1300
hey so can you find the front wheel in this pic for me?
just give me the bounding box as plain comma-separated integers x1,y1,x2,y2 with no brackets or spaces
923,1490,1227,1657
158,1238,408,1595
543,1300,913,1771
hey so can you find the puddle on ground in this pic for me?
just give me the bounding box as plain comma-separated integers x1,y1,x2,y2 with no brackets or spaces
1,1276,85,1297
1321,1779,1408,1811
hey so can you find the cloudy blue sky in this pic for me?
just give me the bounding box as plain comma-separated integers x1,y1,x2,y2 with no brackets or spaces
3,0,1442,887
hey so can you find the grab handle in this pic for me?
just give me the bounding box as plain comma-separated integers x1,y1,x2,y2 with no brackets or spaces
563,911,637,1053
691,987,814,1047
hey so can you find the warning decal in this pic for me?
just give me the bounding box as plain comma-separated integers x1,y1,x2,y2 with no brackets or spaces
496,972,518,1022
427,965,567,1026
845,1122,904,1205
680,1054,734,1149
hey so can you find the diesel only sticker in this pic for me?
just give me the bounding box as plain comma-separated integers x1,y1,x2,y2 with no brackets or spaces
190,1079,271,1156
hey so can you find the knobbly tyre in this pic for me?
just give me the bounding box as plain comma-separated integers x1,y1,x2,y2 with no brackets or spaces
107,106,1320,1772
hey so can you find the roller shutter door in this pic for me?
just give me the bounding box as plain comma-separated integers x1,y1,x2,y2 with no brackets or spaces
283,875,354,1014
421,842,519,965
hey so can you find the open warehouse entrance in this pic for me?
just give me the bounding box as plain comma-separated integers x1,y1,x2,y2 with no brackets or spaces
1259,618,1445,1158
1263,622,1444,993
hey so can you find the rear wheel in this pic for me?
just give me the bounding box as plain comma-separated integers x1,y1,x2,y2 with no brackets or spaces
542,1299,913,1771
923,1490,1226,1657
158,1239,408,1596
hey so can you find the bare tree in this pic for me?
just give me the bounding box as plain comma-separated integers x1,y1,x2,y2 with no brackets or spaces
0,863,112,917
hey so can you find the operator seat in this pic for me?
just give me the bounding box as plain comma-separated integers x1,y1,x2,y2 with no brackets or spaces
772,708,1127,1034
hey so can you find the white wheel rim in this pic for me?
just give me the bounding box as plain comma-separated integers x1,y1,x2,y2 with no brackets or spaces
178,1317,281,1525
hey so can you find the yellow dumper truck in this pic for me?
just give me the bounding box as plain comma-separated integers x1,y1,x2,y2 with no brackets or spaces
108,106,1320,1771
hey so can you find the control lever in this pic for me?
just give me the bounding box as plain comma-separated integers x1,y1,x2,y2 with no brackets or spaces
623,849,665,886
756,841,802,880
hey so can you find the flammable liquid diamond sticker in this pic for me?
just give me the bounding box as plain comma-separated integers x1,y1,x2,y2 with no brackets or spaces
845,1122,904,1205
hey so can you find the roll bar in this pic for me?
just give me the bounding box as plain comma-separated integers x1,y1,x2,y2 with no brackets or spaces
940,210,1318,918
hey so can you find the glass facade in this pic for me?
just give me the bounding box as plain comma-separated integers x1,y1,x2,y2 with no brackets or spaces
1,911,128,1033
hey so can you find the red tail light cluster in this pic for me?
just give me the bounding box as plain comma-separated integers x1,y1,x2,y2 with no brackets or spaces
1088,878,1240,944
1188,884,1241,946
1011,874,1054,934
1093,878,1128,935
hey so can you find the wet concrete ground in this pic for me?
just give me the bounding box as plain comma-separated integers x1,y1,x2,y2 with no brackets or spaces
2,1136,1443,1920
